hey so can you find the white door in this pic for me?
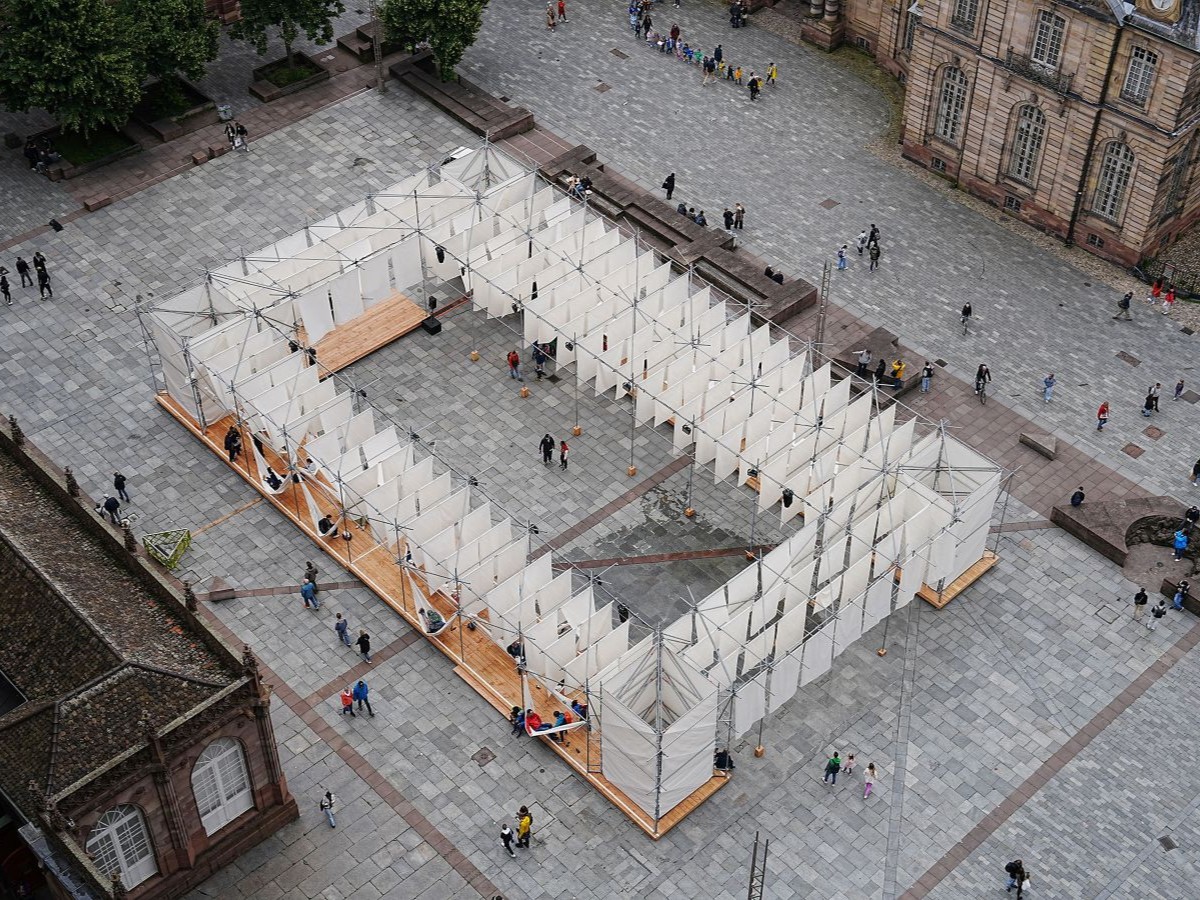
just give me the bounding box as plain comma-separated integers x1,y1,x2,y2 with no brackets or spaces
192,738,254,836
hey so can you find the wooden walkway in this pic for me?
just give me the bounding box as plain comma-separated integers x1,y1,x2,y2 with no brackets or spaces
156,392,728,838
313,291,429,375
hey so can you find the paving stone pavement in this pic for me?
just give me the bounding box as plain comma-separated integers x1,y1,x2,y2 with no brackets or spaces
1,41,1199,900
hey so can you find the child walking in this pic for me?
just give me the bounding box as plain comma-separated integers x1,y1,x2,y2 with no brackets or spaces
864,763,878,799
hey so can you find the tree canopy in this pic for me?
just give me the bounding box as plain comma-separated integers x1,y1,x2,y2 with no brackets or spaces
121,0,219,84
381,0,487,81
231,0,347,61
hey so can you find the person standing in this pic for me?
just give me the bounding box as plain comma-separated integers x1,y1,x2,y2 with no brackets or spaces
1173,529,1188,560
1097,401,1110,431
1151,382,1162,412
873,358,886,382
340,687,356,716
868,241,881,272
748,75,760,101
855,230,868,256
920,361,934,393
1175,378,1186,401
891,358,907,390
500,822,517,857
713,43,723,65
1113,291,1132,320
842,753,855,776
869,223,880,245
353,679,375,717
224,121,237,150
766,62,778,85
15,257,32,288
734,202,745,229
507,349,522,381
823,750,842,784
235,121,249,152
863,762,877,799
662,172,675,200
702,54,716,85
224,425,242,462
1004,859,1026,894
0,273,10,306
1132,587,1148,623
539,433,555,465
855,348,872,378
836,245,848,270
301,577,319,610
113,471,130,502
1043,373,1056,403
1150,599,1168,630
1173,579,1190,610
36,268,52,299
305,559,319,593
516,806,533,848
1193,457,1200,486
335,612,352,646
102,494,122,525
557,0,567,21
320,790,337,827
559,439,569,470
723,208,734,231
32,251,47,276
356,629,372,662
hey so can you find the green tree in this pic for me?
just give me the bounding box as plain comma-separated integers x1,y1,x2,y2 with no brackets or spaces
120,0,219,83
231,0,347,63
381,0,486,81
0,0,143,135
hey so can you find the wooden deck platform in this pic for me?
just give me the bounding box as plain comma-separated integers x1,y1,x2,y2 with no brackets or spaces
313,291,430,375
156,391,727,838
918,550,1000,609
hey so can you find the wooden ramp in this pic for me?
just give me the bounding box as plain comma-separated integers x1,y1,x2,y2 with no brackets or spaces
156,392,727,838
314,291,430,375
919,550,1000,609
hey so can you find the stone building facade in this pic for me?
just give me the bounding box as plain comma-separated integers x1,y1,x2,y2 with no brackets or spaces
0,426,297,900
807,0,1200,267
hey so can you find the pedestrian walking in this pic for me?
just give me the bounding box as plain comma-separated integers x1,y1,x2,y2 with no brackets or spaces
836,245,848,270
234,121,249,152
868,241,881,271
1004,859,1027,895
32,251,47,275
507,349,522,381
320,790,337,827
1097,401,1110,431
340,687,356,716
1113,291,1132,320
1173,578,1190,610
334,612,352,646
868,223,880,244
500,823,517,857
15,257,32,287
0,274,10,306
842,753,856,775
1163,285,1176,315
559,439,569,470
557,0,567,21
305,559,319,592
224,122,237,150
356,629,372,662
863,762,877,798
1175,378,1185,401
1173,529,1188,560
353,679,375,717
301,577,319,610
662,172,675,200
714,43,723,64
539,433,555,465
748,75,760,101
823,751,842,784
113,471,130,502
1132,587,1148,622
723,208,734,231
1150,599,1167,630
1146,278,1163,304
1143,391,1155,417
36,268,51,299
920,361,933,393
855,230,868,255
734,202,745,229
1043,373,1056,403
101,494,121,524
516,806,533,848
1193,457,1200,486
855,348,872,378
766,62,778,85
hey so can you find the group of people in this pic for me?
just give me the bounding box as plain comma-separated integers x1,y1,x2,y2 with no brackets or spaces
499,805,534,856
837,224,882,272
545,0,567,28
509,700,587,743
223,120,250,153
821,750,879,799
851,348,909,391
538,433,570,470
0,251,53,305
1092,376,1188,431
506,343,556,382
23,137,62,175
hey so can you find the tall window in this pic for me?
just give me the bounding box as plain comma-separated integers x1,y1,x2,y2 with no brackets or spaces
192,738,254,836
86,806,157,889
1093,142,1136,221
903,8,920,51
1031,11,1066,69
1162,138,1196,219
1122,47,1158,105
1008,105,1046,184
934,68,969,144
952,0,978,29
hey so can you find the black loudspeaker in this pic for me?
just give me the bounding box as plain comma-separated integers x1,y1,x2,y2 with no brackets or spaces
49,219,63,232
420,316,442,335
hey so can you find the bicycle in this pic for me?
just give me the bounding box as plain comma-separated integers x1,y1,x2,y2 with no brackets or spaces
976,381,987,405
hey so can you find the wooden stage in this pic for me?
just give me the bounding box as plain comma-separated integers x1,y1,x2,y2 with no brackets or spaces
918,550,1000,609
157,392,728,838
308,291,430,375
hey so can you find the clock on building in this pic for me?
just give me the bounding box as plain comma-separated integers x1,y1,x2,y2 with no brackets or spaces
1138,0,1181,23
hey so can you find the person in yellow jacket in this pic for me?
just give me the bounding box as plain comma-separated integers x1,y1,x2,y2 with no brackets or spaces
890,359,906,390
516,806,533,848
766,62,778,85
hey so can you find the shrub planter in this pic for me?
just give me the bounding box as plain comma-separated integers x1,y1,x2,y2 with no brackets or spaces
250,52,330,102
132,77,219,143
29,125,141,181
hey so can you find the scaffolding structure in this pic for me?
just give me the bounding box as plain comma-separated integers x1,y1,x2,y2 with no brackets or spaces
143,145,1002,837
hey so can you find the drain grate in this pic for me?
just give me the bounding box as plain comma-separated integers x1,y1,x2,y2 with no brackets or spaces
1143,425,1165,440
1116,350,1141,366
1159,835,1178,851
819,198,840,209
471,747,496,766
1094,604,1119,624
594,82,611,93
1123,443,1145,458
611,48,629,59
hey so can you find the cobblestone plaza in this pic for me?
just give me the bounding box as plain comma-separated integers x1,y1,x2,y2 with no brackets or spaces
1,1,1200,898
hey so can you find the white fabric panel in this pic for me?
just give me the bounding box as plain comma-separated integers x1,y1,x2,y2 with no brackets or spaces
559,587,592,628
834,598,865,653
360,253,392,306
582,603,614,647
360,427,401,468
863,575,895,631
600,696,659,815
775,604,807,654
735,671,768,738
344,409,377,450
329,270,364,323
717,607,751,659
799,622,834,686
543,630,579,668
768,652,802,713
726,564,759,609
897,548,928,606
684,635,716,671
657,686,718,814
391,240,425,292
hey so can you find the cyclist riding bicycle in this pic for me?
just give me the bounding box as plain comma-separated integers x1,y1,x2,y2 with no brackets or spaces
975,364,991,395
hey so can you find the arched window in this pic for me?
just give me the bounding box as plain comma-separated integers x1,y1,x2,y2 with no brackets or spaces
1031,11,1066,69
952,0,978,30
1008,105,1046,184
1093,142,1136,221
934,68,969,144
85,806,157,889
1122,47,1158,105
192,738,254,836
